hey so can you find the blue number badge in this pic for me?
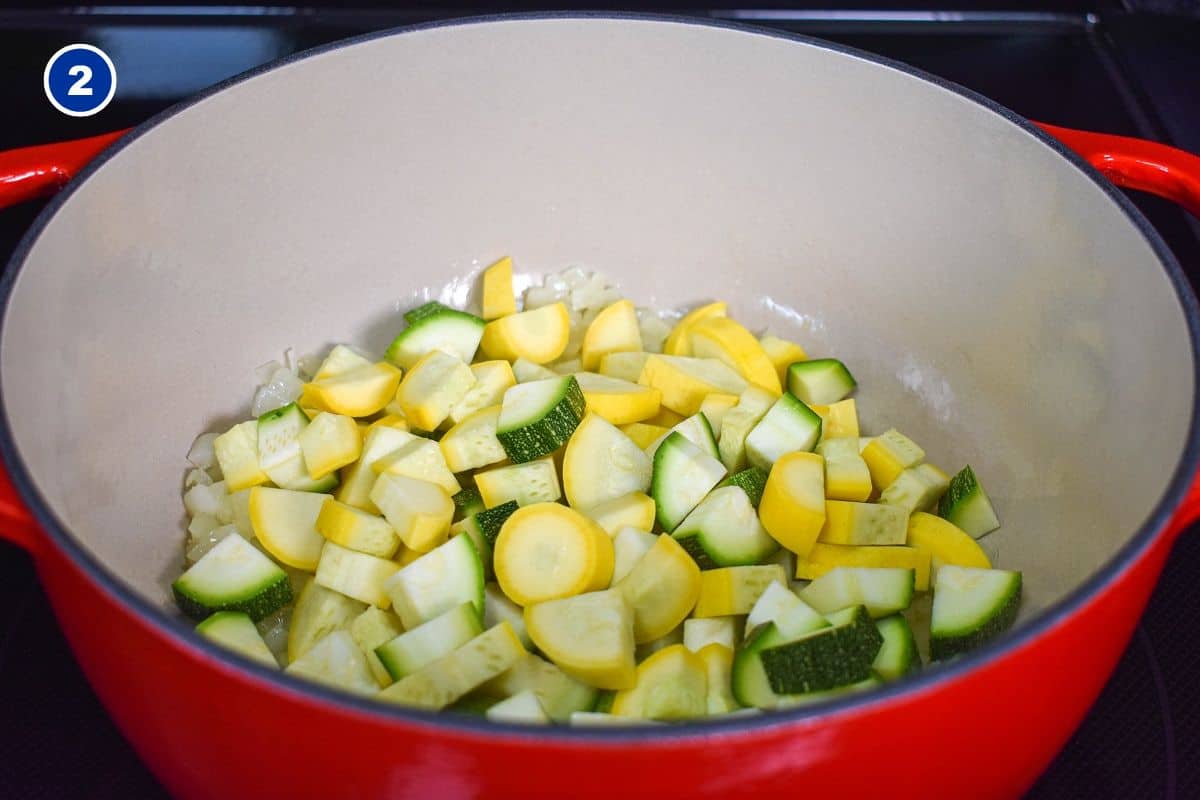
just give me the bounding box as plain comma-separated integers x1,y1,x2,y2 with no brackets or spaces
44,44,117,117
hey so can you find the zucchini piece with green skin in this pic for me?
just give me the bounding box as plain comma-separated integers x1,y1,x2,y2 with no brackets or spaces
451,501,518,579
652,432,727,532
452,488,485,522
672,485,778,568
375,602,484,680
720,466,768,507
759,605,882,694
732,614,831,710
385,302,485,369
448,692,501,716
773,675,882,708
930,566,1022,660
496,376,586,463
786,358,857,405
481,651,597,721
257,403,338,492
744,581,827,640
744,392,823,470
800,567,916,618
172,534,292,622
195,611,278,667
378,622,526,709
873,614,920,680
938,465,1001,538
717,387,776,472
645,412,719,460
383,533,485,629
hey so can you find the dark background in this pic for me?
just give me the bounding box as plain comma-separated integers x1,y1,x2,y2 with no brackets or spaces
0,3,1198,797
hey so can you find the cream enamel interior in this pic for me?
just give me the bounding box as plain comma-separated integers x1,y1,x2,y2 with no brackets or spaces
1,18,1192,627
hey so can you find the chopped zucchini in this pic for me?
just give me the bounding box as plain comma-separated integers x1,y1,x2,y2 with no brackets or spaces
720,466,768,507
379,622,527,709
598,351,652,383
745,392,822,470
452,487,485,521
744,581,827,640
483,583,533,649
645,412,720,461
872,614,920,680
880,463,950,514
759,605,882,694
375,602,484,680
698,392,740,433
496,375,586,463
349,607,404,686
930,566,1021,660
718,387,776,472
385,301,485,369
938,465,1001,538
799,567,915,618
513,357,559,383
672,485,778,568
651,432,727,532
383,533,484,629
196,611,278,666
786,358,856,405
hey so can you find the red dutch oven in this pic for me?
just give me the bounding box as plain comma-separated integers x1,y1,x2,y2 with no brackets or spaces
1,15,1200,799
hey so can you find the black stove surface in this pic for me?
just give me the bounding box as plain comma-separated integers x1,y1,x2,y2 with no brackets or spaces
0,6,1198,798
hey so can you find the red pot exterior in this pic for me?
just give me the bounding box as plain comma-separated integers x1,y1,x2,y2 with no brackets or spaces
29,522,1172,800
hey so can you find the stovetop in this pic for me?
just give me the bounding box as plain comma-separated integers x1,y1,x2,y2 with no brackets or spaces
0,5,1198,798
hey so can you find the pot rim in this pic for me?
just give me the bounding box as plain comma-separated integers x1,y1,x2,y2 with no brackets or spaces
2,11,1197,743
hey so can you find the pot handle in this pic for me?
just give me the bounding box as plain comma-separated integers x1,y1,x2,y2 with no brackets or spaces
0,129,129,210
0,463,40,553
1037,123,1200,219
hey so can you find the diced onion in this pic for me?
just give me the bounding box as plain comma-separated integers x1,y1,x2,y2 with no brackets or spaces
252,365,304,416
186,433,218,469
184,468,213,489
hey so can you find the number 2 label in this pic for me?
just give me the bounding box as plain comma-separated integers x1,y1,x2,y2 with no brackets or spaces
67,65,93,96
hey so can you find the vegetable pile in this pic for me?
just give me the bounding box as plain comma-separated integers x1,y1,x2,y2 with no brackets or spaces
175,258,1020,723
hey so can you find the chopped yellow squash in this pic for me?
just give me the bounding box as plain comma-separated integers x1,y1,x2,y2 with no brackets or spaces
581,299,643,372
795,542,932,591
688,317,781,394
303,362,402,418
298,412,362,479
663,301,727,356
481,256,517,320
480,302,570,364
758,451,826,557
